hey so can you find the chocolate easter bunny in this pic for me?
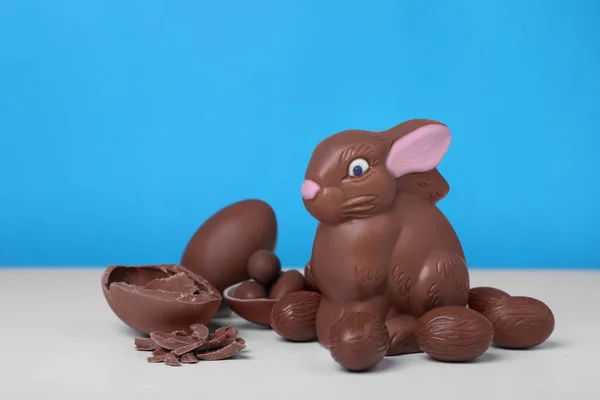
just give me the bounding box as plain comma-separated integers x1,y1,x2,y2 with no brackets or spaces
299,119,469,355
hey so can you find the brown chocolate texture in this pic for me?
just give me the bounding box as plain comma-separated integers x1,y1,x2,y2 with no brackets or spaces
300,119,469,357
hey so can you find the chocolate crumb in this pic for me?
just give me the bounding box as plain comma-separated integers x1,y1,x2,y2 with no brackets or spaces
180,352,199,364
150,331,198,350
164,352,182,367
196,340,246,361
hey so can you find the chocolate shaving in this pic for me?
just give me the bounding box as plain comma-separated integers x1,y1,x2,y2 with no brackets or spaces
134,337,158,351
190,324,209,341
173,341,204,356
152,348,168,357
140,324,246,366
147,348,169,363
164,352,182,366
180,352,199,364
150,331,198,350
196,340,246,361
197,326,238,351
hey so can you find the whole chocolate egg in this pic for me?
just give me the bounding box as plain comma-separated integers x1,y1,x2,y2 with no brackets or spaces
181,199,278,292
415,306,493,362
486,296,555,349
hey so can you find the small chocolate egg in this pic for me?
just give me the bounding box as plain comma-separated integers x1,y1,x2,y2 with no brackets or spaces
270,291,321,342
235,281,268,300
248,250,281,286
486,296,555,349
415,306,493,362
468,286,510,316
269,270,305,299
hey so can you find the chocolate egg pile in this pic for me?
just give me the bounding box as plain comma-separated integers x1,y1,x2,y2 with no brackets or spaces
223,252,311,326
468,286,555,350
236,249,284,299
234,252,307,301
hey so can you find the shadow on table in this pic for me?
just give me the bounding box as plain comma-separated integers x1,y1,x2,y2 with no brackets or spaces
332,357,400,374
114,323,147,338
421,351,503,365
498,339,567,352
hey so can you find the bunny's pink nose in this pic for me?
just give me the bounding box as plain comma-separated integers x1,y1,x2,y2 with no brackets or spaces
301,179,321,200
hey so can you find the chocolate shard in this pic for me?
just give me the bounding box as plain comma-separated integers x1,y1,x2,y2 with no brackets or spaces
196,340,246,361
190,324,210,342
164,352,182,366
173,341,204,356
144,272,198,295
180,352,199,364
171,330,189,336
134,337,158,351
150,331,198,350
197,326,238,351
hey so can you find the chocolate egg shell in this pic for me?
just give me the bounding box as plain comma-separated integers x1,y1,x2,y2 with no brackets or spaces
468,286,510,315
269,270,305,299
102,264,221,335
486,296,555,349
181,199,277,292
223,281,278,326
415,306,493,362
328,312,389,372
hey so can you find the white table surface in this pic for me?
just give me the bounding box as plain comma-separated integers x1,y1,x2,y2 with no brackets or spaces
1,268,598,400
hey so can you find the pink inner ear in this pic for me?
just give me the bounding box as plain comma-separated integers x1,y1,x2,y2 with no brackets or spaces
385,124,451,179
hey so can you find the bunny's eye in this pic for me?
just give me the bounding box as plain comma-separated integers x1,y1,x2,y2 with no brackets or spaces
348,158,370,177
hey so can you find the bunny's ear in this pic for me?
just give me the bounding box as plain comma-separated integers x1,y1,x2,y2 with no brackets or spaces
385,123,451,179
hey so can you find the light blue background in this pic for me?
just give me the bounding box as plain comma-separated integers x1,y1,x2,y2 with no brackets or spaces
0,1,598,268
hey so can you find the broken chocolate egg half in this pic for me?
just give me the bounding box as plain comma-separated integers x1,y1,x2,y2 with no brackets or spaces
223,280,278,327
102,264,222,335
